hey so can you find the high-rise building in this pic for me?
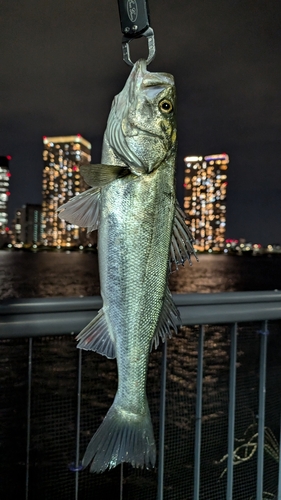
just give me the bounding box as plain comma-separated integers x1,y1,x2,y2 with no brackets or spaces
183,153,229,251
12,209,22,245
12,204,42,246
0,155,11,234
42,135,91,247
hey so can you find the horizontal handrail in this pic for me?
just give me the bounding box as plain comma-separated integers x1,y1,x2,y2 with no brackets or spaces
1,291,281,338
1,292,281,500
0,296,103,315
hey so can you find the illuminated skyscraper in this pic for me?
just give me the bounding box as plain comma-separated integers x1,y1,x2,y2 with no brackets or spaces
183,153,229,251
12,204,42,246
0,155,11,234
42,135,91,247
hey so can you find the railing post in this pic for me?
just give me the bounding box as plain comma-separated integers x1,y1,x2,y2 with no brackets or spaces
278,411,281,500
120,463,124,500
25,338,33,500
226,322,238,500
256,321,268,500
68,348,83,498
75,348,82,500
193,325,204,500
157,340,167,500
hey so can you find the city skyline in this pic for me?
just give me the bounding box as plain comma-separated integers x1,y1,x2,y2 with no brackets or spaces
2,1,281,246
4,141,278,249
2,141,279,248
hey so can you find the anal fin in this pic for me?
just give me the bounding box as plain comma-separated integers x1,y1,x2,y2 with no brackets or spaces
151,287,180,350
76,308,115,359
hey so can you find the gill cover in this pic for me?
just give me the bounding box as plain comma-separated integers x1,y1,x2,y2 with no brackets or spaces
103,59,177,175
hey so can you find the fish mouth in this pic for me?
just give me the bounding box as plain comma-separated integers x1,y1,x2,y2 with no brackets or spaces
132,58,174,85
131,60,174,97
135,126,164,140
132,59,147,78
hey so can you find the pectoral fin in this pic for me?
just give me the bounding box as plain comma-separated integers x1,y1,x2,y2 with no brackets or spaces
170,201,198,271
57,187,100,232
80,164,130,187
151,287,180,350
76,308,116,359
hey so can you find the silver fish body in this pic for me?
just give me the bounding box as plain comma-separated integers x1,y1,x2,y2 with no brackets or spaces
58,59,195,472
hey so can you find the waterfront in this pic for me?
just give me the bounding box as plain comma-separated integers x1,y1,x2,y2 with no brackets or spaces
1,251,281,499
1,251,281,300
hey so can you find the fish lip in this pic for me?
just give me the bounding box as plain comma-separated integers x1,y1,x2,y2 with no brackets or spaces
135,127,164,140
134,58,147,75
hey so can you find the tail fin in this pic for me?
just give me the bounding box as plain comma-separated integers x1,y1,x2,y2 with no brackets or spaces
82,401,156,473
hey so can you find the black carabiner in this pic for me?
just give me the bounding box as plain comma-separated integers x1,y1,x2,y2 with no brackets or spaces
117,0,156,66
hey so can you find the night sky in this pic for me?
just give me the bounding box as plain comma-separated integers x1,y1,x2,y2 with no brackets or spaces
1,0,280,245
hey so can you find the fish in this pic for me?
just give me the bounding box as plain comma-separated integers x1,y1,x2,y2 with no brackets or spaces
57,59,196,473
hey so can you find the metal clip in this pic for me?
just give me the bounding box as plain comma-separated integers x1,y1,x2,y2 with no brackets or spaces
122,27,156,67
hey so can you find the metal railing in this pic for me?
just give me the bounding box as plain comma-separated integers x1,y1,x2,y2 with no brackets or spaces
1,290,281,500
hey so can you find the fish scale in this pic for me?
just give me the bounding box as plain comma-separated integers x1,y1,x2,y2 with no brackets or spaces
100,165,175,417
57,59,196,472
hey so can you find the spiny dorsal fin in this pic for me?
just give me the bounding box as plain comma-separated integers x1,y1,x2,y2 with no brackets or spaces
170,200,198,271
57,187,100,232
80,164,130,187
76,308,116,359
151,287,180,351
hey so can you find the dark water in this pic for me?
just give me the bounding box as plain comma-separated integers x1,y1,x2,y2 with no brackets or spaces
1,251,281,499
1,250,281,299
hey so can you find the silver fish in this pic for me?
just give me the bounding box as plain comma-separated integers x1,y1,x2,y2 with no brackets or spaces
58,59,195,473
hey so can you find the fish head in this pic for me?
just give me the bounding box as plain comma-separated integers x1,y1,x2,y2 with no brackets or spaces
104,59,177,175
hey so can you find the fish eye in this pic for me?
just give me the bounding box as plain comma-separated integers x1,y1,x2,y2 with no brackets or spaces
159,99,173,114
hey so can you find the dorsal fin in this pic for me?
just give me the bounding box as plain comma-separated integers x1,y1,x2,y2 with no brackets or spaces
170,200,198,271
151,287,180,351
